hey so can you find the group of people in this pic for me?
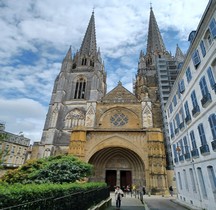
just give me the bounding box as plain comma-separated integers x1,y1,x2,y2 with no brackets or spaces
115,185,174,209
114,185,146,209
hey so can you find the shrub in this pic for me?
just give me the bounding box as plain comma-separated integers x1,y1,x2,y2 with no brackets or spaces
1,155,93,184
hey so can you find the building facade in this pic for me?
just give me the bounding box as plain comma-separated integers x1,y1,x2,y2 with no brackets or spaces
31,7,186,193
0,123,30,171
165,0,216,209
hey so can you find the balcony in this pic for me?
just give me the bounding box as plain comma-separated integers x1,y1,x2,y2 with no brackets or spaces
179,122,185,130
213,83,216,93
179,155,184,162
185,115,192,125
175,128,179,135
184,152,191,160
200,144,210,155
192,105,200,117
211,140,216,151
171,133,174,139
191,148,199,158
174,157,178,163
201,93,212,108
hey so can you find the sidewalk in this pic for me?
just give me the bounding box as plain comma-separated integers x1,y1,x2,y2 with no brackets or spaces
105,193,201,210
105,192,145,210
143,195,202,210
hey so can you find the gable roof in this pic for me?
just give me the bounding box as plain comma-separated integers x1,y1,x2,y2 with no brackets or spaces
102,81,138,103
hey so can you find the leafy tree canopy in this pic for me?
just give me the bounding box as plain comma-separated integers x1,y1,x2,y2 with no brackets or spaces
1,155,93,184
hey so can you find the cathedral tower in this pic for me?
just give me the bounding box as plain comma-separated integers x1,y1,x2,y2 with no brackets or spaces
134,7,184,170
39,11,106,156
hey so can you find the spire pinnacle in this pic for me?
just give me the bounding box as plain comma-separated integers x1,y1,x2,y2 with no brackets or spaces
150,1,152,9
146,7,166,55
175,44,185,62
80,11,97,56
64,46,72,61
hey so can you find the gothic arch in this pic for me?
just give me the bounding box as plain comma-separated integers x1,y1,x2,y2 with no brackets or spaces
85,134,147,163
87,137,146,186
73,75,87,99
64,108,85,129
142,105,153,128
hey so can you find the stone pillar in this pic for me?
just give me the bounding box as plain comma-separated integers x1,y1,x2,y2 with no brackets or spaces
68,126,86,161
116,170,120,187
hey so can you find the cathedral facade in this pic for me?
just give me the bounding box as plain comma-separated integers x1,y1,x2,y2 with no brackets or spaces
31,7,183,193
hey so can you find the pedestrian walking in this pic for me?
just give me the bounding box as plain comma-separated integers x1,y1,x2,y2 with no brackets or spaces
115,186,124,209
139,185,144,203
169,186,174,196
142,186,146,195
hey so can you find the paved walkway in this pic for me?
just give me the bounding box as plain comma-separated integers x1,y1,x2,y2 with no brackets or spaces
105,192,145,210
105,193,201,210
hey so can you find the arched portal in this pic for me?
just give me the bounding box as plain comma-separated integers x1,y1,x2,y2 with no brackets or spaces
88,147,145,190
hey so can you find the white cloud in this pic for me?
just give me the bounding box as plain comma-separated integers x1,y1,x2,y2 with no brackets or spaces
0,98,47,143
0,0,209,142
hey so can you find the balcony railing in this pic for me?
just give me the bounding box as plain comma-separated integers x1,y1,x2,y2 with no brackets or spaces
211,140,216,151
192,105,200,117
184,152,191,160
179,122,185,130
201,93,212,108
213,83,216,93
191,148,199,158
171,133,174,139
174,157,178,163
185,115,192,124
179,155,184,162
200,144,210,155
175,128,179,135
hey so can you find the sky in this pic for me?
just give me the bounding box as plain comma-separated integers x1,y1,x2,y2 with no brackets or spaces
0,0,209,143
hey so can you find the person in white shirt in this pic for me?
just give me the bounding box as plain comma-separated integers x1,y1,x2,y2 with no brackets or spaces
114,186,124,209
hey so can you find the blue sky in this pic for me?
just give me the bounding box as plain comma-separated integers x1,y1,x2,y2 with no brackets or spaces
0,0,209,142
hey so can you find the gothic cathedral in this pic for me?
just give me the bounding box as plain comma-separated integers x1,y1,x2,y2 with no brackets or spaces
32,7,177,194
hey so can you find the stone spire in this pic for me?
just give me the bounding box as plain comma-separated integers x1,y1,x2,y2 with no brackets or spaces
61,45,73,72
63,46,72,62
146,7,166,55
80,11,97,56
175,44,185,62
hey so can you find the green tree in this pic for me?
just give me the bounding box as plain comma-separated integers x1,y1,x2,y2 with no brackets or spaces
1,155,93,184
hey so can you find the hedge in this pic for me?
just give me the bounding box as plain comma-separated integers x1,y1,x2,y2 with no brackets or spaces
0,182,106,208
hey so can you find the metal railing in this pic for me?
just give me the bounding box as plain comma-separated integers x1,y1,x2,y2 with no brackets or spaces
0,187,110,210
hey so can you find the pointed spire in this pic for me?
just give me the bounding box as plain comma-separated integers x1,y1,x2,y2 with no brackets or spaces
63,46,72,61
139,50,144,58
175,44,185,62
80,11,97,56
146,7,166,55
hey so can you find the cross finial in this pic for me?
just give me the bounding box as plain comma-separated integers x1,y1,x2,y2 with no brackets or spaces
150,1,152,9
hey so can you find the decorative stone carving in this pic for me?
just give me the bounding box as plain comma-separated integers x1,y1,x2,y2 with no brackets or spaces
65,109,85,128
142,105,153,128
85,103,96,127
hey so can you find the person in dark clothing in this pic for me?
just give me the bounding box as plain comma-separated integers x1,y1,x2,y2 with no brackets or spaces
169,186,174,196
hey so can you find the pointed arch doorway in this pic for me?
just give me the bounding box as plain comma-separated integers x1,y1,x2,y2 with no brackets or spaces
89,147,145,191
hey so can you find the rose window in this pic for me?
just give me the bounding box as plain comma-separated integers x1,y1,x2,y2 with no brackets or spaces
110,113,128,126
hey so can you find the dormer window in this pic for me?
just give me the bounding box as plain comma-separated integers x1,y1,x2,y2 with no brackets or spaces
188,31,196,44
